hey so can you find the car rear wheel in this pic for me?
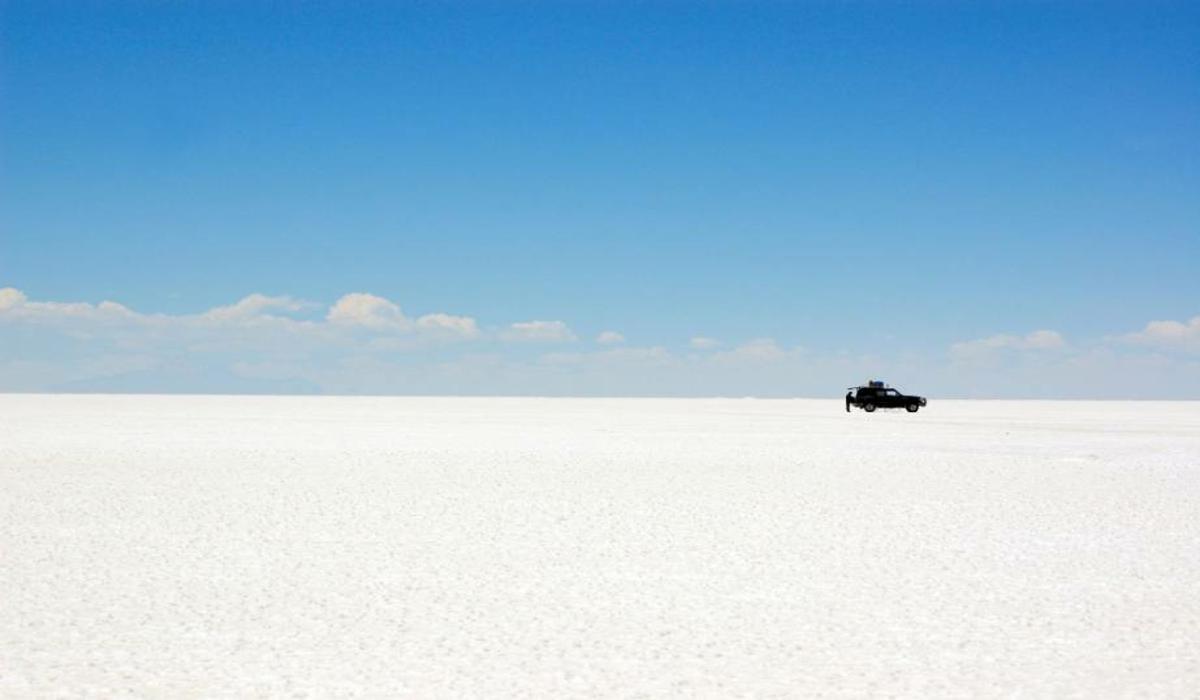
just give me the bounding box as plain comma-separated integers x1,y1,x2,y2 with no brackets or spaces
863,403,875,412
906,403,919,413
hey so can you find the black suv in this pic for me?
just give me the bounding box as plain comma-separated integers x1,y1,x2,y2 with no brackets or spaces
846,382,927,413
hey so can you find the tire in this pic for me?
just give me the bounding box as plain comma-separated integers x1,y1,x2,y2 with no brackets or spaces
863,403,876,413
906,403,919,413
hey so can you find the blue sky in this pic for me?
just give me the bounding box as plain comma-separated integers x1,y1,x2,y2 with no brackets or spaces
2,2,1197,396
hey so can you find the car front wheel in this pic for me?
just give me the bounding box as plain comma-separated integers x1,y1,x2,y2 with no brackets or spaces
906,403,919,413
863,403,875,412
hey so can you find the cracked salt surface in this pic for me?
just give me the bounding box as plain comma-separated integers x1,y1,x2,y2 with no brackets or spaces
1,395,1198,696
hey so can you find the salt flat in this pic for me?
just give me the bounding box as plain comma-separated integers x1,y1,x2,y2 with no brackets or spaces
1,395,1197,697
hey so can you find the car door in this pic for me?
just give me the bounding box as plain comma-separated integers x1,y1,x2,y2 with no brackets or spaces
880,389,901,408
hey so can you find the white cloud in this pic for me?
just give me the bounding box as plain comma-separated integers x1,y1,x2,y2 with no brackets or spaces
596,330,625,344
4,287,1198,398
201,294,309,322
0,287,142,323
0,287,478,341
0,287,27,310
325,293,479,339
416,313,480,338
326,293,410,330
96,301,137,317
1120,316,1200,352
714,338,789,362
1023,329,1066,349
502,320,577,343
950,329,1066,360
